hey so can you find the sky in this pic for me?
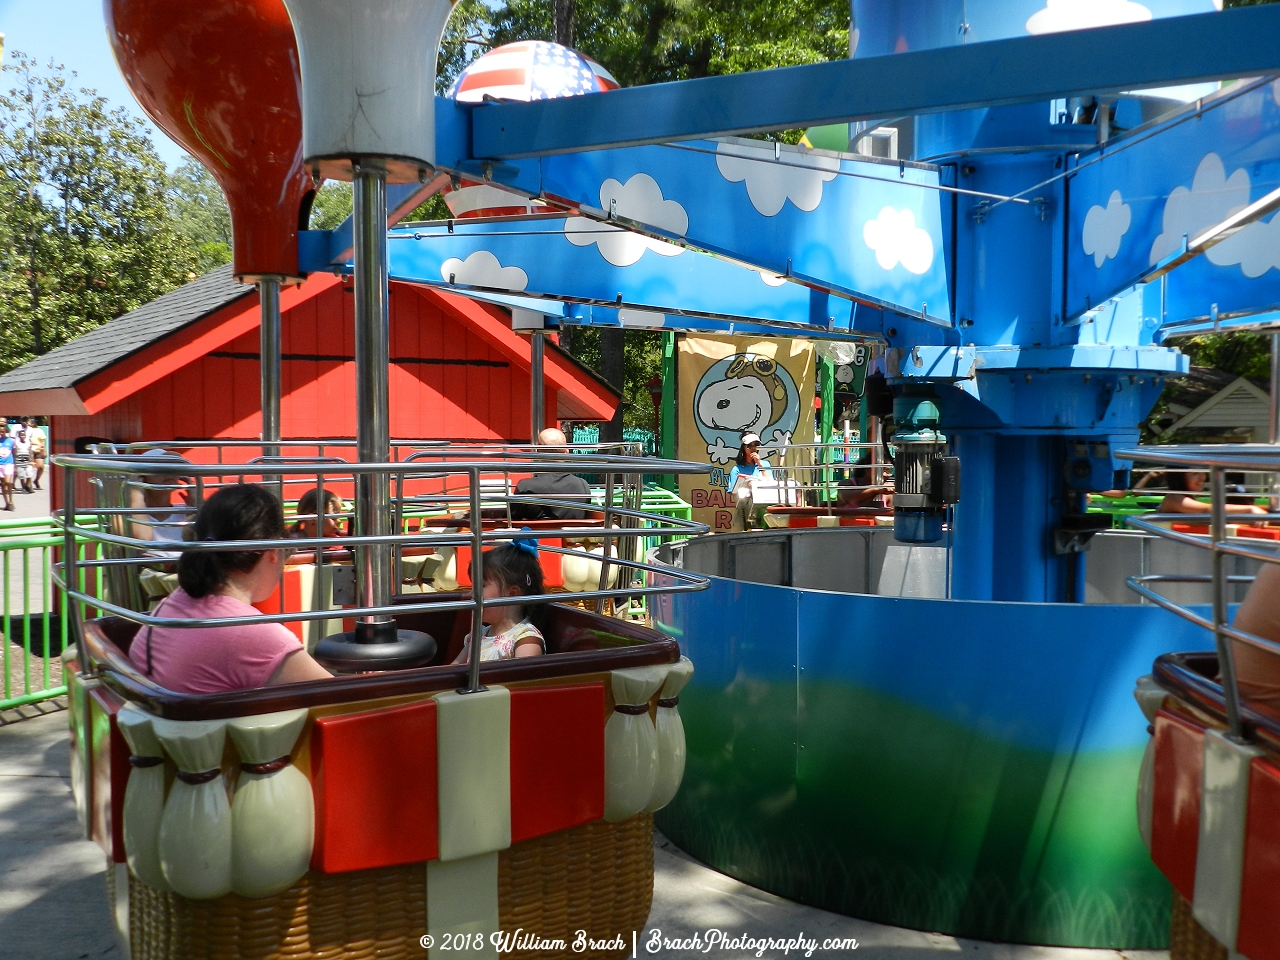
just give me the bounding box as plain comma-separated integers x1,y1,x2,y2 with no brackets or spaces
0,0,191,169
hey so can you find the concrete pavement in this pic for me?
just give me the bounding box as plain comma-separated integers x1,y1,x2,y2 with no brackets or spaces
0,710,1168,960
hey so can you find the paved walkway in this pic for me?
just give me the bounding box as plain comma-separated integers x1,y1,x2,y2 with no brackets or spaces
0,710,1168,960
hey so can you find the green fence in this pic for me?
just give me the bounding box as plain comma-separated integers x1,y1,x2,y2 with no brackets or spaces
1,516,104,712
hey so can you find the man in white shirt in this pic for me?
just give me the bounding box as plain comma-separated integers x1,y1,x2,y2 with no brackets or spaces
11,426,32,494
23,419,46,490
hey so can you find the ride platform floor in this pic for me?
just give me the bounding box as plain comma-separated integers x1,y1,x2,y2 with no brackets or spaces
0,708,1167,960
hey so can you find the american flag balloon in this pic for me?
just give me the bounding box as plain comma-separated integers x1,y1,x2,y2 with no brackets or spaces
442,41,619,219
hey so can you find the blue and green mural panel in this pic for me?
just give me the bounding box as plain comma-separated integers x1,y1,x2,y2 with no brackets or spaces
654,575,1214,948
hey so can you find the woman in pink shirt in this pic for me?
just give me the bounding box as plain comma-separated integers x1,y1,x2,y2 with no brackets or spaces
130,484,332,693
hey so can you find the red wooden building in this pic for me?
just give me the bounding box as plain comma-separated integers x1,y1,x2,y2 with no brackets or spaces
0,266,617,502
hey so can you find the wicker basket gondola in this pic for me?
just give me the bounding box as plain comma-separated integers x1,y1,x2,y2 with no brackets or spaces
123,815,653,960
1169,891,1227,960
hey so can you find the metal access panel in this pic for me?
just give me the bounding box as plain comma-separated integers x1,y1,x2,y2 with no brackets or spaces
790,530,871,594
1086,530,1259,605
680,536,724,578
870,531,947,598
726,537,791,587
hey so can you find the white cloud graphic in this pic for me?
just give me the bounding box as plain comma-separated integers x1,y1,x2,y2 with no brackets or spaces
1149,152,1280,278
440,250,528,291
1217,213,1280,279
862,207,934,274
715,141,839,217
759,271,788,287
564,173,687,267
1082,190,1131,267
1026,0,1151,34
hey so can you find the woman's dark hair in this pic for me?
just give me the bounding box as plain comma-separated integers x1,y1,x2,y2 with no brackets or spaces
178,484,286,598
735,435,760,467
482,542,546,631
1165,471,1208,493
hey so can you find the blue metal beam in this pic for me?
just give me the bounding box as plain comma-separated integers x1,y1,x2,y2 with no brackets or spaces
450,7,1280,160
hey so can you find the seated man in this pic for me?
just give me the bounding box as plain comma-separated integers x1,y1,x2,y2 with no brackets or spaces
512,428,594,521
128,449,195,548
836,466,894,509
1159,471,1266,519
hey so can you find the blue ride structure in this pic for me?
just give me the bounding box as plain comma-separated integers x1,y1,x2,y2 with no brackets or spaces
281,0,1280,949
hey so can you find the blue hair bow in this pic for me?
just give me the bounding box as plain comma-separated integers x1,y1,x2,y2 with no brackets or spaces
513,527,539,558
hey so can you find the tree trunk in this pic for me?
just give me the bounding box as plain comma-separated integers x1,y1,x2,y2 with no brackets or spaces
553,0,575,46
599,328,625,444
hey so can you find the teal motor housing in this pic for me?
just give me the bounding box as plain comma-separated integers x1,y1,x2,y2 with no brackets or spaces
891,393,960,543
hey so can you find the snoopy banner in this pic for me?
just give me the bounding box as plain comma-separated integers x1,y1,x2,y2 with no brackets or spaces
1065,77,1280,323
678,335,815,533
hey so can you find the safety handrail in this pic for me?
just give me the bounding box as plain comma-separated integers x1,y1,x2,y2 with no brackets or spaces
52,449,711,651
1117,443,1280,739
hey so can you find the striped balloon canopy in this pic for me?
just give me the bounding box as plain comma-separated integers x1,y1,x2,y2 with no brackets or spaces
443,41,619,219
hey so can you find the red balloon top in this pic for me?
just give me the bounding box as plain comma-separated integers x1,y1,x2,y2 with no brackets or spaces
105,0,311,282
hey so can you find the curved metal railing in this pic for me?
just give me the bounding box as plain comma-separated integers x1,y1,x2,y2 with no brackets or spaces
51,448,711,682
1117,444,1280,738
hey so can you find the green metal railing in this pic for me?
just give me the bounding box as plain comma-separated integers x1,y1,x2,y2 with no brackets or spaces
1,516,104,711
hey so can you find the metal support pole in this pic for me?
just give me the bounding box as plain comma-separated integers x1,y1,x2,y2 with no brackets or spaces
352,163,394,643
530,330,545,442
597,470,615,598
1211,467,1243,740
1270,332,1279,511
467,466,485,694
259,278,283,460
1270,332,1279,445
62,463,80,655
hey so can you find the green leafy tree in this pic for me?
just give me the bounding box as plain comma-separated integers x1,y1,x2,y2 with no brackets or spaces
486,0,848,86
169,157,232,274
476,1,850,431
0,55,195,373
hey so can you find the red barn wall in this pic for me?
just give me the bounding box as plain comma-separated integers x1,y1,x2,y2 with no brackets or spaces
136,281,549,444
51,281,560,506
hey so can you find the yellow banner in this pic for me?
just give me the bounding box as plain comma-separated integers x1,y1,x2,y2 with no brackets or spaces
677,335,816,532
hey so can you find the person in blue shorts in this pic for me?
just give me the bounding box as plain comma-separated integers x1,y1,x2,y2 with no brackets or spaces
0,422,14,511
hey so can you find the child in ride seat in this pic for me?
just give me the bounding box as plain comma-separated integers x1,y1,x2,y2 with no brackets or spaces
454,536,547,662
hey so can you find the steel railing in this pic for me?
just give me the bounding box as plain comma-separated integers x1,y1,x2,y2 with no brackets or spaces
1117,444,1280,739
0,516,108,711
51,449,711,689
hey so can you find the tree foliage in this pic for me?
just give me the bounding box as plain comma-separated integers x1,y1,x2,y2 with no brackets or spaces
484,0,849,86
0,55,196,374
434,0,849,428
169,158,232,274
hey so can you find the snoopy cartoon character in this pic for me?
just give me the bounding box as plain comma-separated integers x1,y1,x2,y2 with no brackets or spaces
694,353,800,464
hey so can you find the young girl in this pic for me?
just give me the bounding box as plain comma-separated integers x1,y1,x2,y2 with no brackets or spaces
453,538,546,662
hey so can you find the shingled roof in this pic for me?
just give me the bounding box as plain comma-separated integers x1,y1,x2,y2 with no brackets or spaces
0,265,249,394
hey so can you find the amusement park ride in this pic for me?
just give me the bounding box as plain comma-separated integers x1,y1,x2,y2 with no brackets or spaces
49,0,1280,957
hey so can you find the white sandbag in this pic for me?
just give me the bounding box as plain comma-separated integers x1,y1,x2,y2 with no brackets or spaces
561,545,619,594
645,657,694,813
116,704,171,891
604,665,667,822
153,718,232,899
434,545,458,592
228,709,313,897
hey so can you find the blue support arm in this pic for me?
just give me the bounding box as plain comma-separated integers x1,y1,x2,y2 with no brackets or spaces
442,7,1280,160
